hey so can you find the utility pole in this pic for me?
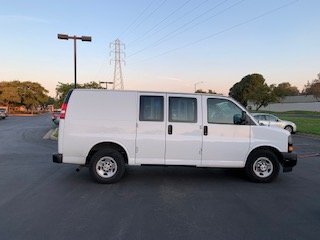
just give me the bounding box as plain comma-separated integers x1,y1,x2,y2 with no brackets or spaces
110,39,125,90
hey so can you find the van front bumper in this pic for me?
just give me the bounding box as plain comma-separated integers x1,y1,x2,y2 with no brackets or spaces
53,153,63,163
281,152,297,172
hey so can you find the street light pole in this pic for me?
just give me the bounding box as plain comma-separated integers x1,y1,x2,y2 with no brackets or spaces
74,37,77,88
57,34,92,88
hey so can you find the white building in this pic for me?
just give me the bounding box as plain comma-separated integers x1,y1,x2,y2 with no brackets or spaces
249,95,320,112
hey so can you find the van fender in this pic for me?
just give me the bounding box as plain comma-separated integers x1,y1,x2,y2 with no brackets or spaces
85,140,131,165
245,144,283,167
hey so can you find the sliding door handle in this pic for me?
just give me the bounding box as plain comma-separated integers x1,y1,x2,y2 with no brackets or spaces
204,126,208,136
168,125,172,135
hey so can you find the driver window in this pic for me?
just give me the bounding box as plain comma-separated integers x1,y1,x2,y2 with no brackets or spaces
207,98,242,124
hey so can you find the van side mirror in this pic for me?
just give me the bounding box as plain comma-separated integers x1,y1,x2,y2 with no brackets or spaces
233,111,246,125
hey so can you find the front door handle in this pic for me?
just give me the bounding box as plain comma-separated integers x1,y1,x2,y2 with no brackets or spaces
168,125,172,135
204,126,208,136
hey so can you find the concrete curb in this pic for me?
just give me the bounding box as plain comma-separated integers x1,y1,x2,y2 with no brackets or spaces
50,128,58,141
43,128,58,141
9,114,37,117
43,129,53,140
9,113,49,117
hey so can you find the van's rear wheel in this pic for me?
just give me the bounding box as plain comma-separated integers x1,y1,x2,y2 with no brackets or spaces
245,150,279,183
89,149,125,183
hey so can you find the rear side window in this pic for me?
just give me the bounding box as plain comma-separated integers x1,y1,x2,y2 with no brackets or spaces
169,97,197,123
139,96,164,121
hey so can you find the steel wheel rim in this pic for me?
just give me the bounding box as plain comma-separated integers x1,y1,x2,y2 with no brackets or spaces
253,157,273,178
96,157,117,178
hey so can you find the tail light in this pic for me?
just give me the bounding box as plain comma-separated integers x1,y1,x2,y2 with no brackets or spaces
59,90,73,120
60,103,67,119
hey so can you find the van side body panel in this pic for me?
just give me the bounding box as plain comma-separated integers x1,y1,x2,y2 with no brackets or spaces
250,126,289,154
201,96,251,168
62,90,137,165
165,94,203,166
135,93,166,165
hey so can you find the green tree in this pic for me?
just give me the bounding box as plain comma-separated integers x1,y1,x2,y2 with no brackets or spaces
229,73,277,110
0,81,49,113
0,81,21,112
55,81,102,107
82,81,102,89
19,81,49,113
303,73,320,99
55,82,74,107
195,89,216,94
273,82,299,97
0,81,21,113
208,89,216,94
46,96,56,105
195,89,206,93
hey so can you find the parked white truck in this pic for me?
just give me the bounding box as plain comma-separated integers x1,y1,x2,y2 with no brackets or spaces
53,89,297,183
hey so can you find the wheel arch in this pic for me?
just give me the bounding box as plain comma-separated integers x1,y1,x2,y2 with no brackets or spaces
86,142,129,165
246,146,283,166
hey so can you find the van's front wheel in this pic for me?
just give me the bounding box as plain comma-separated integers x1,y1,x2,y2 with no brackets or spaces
245,150,280,183
89,149,125,183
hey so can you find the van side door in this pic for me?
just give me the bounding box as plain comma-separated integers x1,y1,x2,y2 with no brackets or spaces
165,94,202,165
135,93,166,164
202,97,250,167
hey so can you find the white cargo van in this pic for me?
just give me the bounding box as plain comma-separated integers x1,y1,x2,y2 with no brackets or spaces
53,89,297,183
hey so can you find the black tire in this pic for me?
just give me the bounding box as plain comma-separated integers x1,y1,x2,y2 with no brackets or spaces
89,149,125,184
284,125,293,134
245,150,280,183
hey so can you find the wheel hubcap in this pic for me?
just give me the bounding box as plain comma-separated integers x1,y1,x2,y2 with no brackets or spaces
253,157,273,178
96,157,117,178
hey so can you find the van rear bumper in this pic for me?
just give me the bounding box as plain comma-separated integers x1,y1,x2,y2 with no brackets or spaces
281,152,297,172
53,153,63,163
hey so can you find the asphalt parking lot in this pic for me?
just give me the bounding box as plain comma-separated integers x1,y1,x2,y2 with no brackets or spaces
0,114,319,240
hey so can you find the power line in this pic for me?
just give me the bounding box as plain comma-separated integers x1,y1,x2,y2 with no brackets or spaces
128,0,211,48
127,0,193,46
158,0,245,46
118,0,156,39
127,0,235,58
130,0,299,64
123,0,168,40
95,0,197,82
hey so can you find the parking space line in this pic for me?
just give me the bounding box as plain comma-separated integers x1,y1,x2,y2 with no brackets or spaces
298,153,320,158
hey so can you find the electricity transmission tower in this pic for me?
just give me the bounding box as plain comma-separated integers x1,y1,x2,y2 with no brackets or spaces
110,39,125,90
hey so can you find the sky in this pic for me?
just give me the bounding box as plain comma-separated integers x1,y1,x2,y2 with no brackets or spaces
0,0,319,97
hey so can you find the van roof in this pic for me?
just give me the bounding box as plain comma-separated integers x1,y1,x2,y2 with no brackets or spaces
72,89,227,98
